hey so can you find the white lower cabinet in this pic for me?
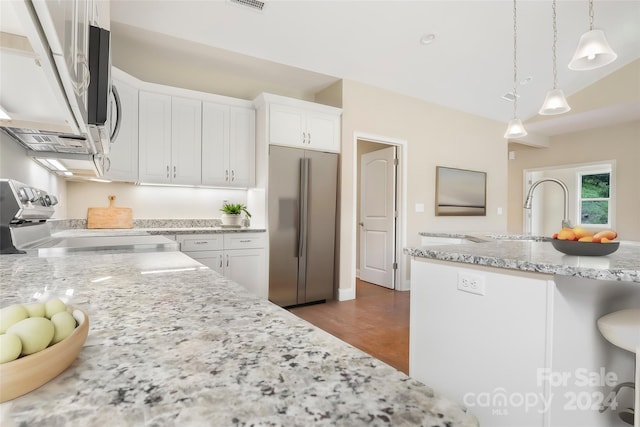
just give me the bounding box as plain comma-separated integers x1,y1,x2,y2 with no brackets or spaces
177,233,266,298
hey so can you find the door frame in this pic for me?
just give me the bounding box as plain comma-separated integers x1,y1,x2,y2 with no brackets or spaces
353,132,408,292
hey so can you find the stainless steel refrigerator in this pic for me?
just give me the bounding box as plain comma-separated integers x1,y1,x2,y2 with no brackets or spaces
268,145,338,307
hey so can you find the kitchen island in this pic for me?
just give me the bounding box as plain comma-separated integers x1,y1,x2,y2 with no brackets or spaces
406,237,640,427
0,250,476,426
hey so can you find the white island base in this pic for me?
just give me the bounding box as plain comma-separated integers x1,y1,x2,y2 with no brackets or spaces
410,258,639,427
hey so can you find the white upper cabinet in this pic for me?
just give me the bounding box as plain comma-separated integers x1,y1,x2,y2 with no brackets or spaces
138,91,172,184
139,93,202,185
201,102,229,186
228,107,255,187
268,101,341,152
171,97,202,185
104,75,138,182
122,72,254,187
202,103,255,188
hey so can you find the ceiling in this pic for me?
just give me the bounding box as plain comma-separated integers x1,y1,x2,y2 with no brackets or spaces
110,0,640,133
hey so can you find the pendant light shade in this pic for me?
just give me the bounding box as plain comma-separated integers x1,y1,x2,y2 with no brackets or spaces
504,0,526,139
539,89,571,115
504,118,527,139
539,0,571,116
568,29,617,70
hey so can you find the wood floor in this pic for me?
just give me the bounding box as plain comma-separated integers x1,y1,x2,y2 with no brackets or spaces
288,279,410,374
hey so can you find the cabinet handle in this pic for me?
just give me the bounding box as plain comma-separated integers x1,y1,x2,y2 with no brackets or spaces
219,254,223,269
225,170,229,182
166,165,170,178
308,132,311,144
240,240,251,243
226,254,229,268
302,132,305,144
231,170,235,182
173,165,176,178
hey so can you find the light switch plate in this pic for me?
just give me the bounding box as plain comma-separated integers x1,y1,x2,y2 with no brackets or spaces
415,203,425,213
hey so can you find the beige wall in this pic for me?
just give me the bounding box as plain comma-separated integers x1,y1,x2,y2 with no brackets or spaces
339,80,508,291
0,134,68,218
507,120,640,240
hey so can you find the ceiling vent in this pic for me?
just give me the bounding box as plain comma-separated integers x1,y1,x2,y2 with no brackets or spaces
229,0,265,11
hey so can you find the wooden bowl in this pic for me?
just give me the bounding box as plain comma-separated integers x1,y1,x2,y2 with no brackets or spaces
0,308,89,402
551,239,620,256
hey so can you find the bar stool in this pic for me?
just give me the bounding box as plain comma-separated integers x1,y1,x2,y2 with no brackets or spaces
597,309,640,427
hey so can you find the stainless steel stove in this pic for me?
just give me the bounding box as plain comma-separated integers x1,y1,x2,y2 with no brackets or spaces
1,179,58,254
0,179,178,255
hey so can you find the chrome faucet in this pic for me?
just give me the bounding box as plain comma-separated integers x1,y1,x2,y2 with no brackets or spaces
523,178,571,229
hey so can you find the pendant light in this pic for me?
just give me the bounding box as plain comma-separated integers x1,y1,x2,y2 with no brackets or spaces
539,0,571,115
504,0,527,139
568,0,617,71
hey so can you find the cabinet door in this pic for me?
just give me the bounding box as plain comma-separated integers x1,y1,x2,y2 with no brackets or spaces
171,97,202,185
185,250,224,275
104,78,138,182
306,111,340,152
269,104,305,148
138,91,172,184
228,107,255,187
201,102,230,186
225,249,266,298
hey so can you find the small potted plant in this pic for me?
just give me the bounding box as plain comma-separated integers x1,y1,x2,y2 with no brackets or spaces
220,203,251,226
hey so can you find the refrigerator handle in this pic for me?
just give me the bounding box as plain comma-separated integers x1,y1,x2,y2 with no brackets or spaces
298,157,310,258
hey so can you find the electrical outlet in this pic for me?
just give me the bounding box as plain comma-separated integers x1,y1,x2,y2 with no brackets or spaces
457,272,486,296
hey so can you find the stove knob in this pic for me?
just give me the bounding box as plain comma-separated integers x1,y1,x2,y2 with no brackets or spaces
18,188,29,203
24,187,36,202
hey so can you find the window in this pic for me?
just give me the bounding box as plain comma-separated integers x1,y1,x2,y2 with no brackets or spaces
578,170,611,227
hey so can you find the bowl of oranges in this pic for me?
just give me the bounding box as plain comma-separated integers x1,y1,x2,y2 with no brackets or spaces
551,227,619,256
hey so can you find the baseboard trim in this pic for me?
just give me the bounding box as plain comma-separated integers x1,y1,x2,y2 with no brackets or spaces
338,286,356,301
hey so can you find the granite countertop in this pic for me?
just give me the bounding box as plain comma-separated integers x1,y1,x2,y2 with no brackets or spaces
0,250,476,426
49,219,266,237
407,233,640,283
51,228,266,238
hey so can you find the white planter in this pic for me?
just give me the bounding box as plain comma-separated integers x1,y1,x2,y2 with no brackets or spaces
221,214,242,226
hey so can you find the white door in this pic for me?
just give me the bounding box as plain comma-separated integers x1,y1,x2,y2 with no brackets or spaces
359,146,396,288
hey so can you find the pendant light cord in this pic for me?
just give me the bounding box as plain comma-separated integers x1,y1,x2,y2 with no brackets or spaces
589,0,595,31
552,0,558,90
512,0,518,119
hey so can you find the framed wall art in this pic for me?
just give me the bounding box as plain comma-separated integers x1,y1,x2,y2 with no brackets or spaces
435,166,487,216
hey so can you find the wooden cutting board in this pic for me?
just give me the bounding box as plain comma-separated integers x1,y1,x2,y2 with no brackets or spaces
87,195,133,229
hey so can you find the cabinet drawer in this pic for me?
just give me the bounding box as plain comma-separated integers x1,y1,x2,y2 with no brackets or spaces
178,234,224,251
223,233,265,249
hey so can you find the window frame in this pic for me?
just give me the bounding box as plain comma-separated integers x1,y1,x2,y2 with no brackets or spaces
576,166,614,229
